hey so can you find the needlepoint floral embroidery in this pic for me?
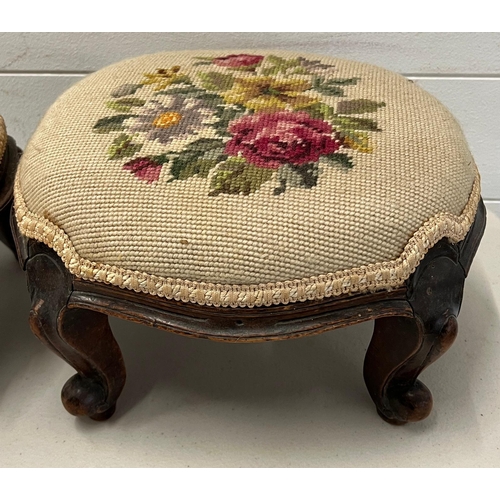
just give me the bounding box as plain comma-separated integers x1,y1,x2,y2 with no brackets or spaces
93,54,385,193
212,54,264,68
224,111,341,169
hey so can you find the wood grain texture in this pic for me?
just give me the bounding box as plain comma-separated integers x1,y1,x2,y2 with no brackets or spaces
70,280,412,343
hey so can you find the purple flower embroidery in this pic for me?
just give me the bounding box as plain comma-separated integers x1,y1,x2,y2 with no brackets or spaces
126,95,214,146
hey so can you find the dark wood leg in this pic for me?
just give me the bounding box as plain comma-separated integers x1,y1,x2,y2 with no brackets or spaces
364,238,467,424
25,242,126,420
364,315,458,425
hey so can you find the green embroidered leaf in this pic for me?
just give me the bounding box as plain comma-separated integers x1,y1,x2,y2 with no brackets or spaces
266,55,288,65
171,74,192,86
179,158,225,180
150,154,172,165
324,152,354,169
303,102,337,121
213,104,245,136
329,115,380,132
106,102,132,113
106,98,146,112
198,72,235,92
312,77,359,97
324,78,359,86
296,57,337,72
260,66,278,76
290,67,309,75
169,139,227,181
317,86,344,97
337,99,386,114
107,134,142,159
339,130,373,153
114,98,146,107
184,138,226,153
93,114,136,134
262,57,336,76
260,56,304,76
209,157,273,196
304,103,380,132
274,163,319,195
303,104,380,137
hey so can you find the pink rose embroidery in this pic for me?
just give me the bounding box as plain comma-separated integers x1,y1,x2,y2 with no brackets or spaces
224,111,342,169
213,54,264,68
123,157,162,183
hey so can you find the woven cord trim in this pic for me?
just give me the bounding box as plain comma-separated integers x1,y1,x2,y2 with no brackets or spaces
14,169,481,308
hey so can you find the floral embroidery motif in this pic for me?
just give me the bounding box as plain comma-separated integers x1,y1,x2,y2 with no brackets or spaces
126,95,215,146
93,54,385,194
224,111,340,169
222,76,318,112
212,54,264,69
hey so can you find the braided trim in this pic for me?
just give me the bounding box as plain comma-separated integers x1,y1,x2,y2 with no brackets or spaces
14,169,481,308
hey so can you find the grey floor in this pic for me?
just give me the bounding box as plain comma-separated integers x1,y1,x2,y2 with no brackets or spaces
1,213,499,468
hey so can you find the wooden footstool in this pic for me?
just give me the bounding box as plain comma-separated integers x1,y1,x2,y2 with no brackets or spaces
11,51,485,424
0,116,19,251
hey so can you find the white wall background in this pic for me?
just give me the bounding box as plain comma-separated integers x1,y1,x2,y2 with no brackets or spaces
1,32,499,212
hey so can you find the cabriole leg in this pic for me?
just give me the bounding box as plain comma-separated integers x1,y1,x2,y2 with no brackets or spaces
364,238,466,424
26,243,126,421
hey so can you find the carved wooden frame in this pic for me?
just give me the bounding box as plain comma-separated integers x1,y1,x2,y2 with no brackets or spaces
7,196,485,424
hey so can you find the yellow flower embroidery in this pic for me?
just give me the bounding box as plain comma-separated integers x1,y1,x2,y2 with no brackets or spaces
222,76,318,112
141,66,185,91
153,112,183,129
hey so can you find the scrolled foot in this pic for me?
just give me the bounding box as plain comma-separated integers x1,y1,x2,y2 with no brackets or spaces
376,380,433,425
89,405,117,422
61,374,116,421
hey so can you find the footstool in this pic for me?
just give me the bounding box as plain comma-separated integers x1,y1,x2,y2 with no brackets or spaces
0,115,19,251
11,51,485,424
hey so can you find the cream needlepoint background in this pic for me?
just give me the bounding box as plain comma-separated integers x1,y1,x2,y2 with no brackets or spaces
14,50,480,307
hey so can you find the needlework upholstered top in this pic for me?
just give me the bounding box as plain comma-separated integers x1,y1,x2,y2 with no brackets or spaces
14,51,480,307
